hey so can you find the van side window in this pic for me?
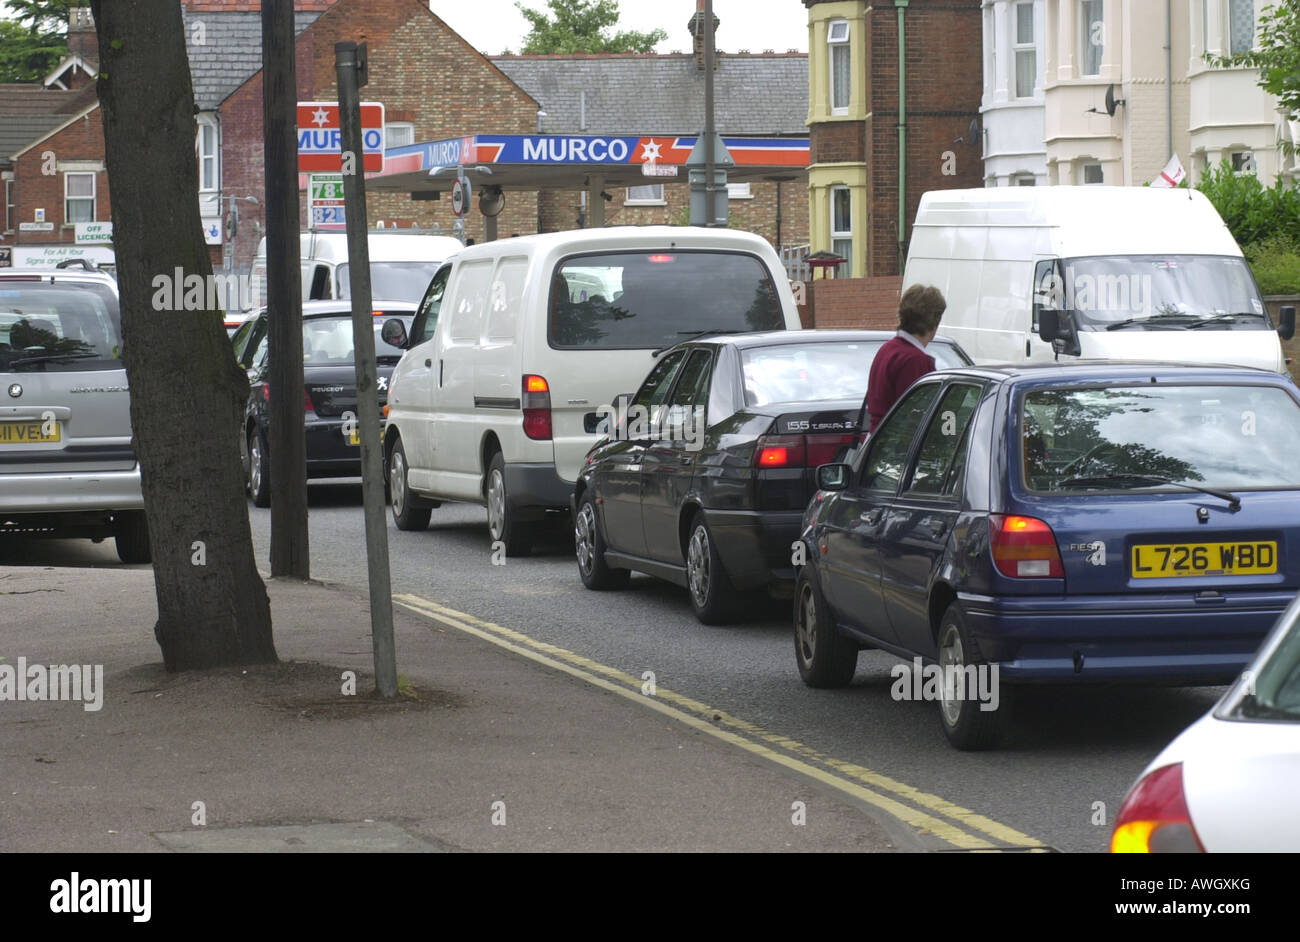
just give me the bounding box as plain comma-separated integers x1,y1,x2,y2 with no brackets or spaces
486,257,528,341
309,264,332,300
410,265,450,346
1032,259,1061,332
450,260,493,343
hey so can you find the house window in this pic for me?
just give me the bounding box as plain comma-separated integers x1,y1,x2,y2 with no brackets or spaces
1231,150,1256,172
828,19,850,115
4,177,14,231
385,122,415,148
1080,0,1104,76
64,172,95,222
1014,2,1036,98
1012,173,1037,186
726,182,752,200
1080,163,1104,185
831,186,852,277
625,184,665,205
196,117,218,192
1229,0,1254,54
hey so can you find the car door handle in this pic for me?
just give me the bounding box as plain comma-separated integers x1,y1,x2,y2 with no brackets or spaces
425,358,432,367
681,455,694,466
859,509,882,526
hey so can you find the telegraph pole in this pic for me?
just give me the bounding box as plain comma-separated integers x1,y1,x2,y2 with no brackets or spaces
262,0,308,578
335,40,398,699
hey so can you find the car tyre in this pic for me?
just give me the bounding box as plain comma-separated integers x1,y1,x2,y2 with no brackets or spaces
936,602,1009,751
113,511,151,564
486,451,531,557
793,563,857,687
685,510,737,625
389,437,431,531
247,426,271,508
574,490,630,590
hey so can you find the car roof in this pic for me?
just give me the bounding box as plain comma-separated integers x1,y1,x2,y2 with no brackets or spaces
246,299,417,318
0,267,117,288
668,329,965,351
930,360,1296,386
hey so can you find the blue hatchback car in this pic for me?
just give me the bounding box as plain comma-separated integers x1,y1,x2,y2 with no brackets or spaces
794,362,1300,749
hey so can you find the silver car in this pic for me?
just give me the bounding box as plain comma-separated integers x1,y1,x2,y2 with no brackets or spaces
0,264,149,563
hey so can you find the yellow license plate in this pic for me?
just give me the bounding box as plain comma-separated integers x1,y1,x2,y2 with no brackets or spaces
1132,541,1278,578
0,420,60,444
348,428,360,446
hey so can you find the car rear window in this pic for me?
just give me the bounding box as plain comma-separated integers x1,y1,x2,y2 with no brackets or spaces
337,262,441,304
740,340,968,407
250,313,413,368
0,283,122,371
1021,384,1300,492
550,251,783,349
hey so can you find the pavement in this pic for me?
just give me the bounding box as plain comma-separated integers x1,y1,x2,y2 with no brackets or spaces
0,564,905,852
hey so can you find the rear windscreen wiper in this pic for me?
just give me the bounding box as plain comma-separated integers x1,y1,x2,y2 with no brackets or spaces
1105,313,1201,331
1056,473,1240,510
8,352,100,368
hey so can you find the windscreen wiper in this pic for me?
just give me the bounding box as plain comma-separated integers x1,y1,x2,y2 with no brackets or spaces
1055,473,1240,510
8,352,100,368
1188,312,1269,328
1105,313,1202,331
1237,693,1300,721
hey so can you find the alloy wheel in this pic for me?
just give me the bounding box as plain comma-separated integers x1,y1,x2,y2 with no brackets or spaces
796,581,817,665
938,624,965,727
575,502,597,576
391,448,408,516
487,468,506,541
687,525,711,608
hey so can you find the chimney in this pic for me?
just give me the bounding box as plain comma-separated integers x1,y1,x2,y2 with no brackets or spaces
66,7,96,61
687,0,719,71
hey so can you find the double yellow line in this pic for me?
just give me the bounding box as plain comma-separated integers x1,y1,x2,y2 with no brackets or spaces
394,592,1047,851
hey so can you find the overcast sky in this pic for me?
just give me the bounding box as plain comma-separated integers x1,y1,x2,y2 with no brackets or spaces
431,0,809,56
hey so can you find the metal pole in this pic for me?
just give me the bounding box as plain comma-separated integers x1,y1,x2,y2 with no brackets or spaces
896,0,909,273
704,0,716,227
335,40,398,699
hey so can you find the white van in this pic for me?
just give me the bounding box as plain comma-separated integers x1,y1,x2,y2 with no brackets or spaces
380,225,803,555
903,187,1295,370
250,229,463,308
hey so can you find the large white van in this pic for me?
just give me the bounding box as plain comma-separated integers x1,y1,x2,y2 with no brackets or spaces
250,229,463,307
903,187,1295,370
380,225,803,555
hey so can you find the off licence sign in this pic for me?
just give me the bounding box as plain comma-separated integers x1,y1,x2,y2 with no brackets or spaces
297,101,385,172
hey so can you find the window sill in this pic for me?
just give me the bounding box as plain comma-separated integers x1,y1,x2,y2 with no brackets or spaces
624,201,667,207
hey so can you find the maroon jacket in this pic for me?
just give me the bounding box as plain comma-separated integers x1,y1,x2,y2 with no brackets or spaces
862,334,935,433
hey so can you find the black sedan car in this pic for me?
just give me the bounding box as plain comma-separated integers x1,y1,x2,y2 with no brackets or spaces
234,300,415,505
572,330,972,623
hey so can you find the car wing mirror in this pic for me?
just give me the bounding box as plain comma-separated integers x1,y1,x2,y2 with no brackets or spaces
816,462,851,491
1037,309,1061,343
380,317,408,349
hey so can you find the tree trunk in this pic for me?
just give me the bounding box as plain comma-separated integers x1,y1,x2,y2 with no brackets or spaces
91,0,277,671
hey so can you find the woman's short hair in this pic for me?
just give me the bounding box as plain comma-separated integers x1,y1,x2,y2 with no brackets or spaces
897,284,946,336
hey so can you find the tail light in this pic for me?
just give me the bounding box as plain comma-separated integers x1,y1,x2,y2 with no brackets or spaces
989,514,1064,578
755,432,857,469
259,383,315,414
1111,763,1205,853
522,374,551,440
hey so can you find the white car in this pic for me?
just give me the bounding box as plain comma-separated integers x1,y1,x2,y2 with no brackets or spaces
1112,591,1300,852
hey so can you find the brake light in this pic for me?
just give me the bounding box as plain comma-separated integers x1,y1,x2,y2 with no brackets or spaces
756,435,804,468
989,514,1064,578
1111,763,1205,853
647,254,676,263
522,373,551,440
259,383,315,414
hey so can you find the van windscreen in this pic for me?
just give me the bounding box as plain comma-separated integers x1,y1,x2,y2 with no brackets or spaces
550,251,783,349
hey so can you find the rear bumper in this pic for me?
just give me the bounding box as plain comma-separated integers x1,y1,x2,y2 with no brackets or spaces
961,590,1291,683
704,508,803,591
505,462,573,517
0,467,144,515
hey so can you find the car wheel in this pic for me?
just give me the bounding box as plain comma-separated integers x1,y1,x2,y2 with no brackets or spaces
574,490,630,590
247,426,271,508
389,437,431,531
486,451,531,557
936,602,1009,751
685,510,736,625
113,511,151,564
793,564,857,687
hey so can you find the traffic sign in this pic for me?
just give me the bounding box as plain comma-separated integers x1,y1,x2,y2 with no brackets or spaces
451,178,470,218
308,173,346,230
297,101,385,173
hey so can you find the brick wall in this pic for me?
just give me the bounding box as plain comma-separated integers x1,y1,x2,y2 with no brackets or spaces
811,121,864,165
219,0,541,270
537,179,810,250
5,106,109,249
807,275,902,328
180,0,336,10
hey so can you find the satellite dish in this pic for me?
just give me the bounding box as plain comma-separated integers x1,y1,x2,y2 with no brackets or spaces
1104,84,1126,117
479,185,505,218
